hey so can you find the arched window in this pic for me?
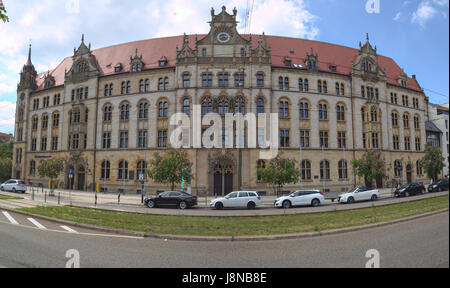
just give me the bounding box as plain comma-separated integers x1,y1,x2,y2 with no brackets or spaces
392,111,399,127
118,160,128,180
318,103,328,120
109,83,113,96
139,79,144,92
279,100,289,118
416,160,423,176
137,160,147,179
32,115,39,130
341,83,345,96
338,160,348,179
121,82,126,94
164,77,169,90
158,100,168,118
299,101,309,119
218,98,229,116
139,102,149,119
299,78,304,92
371,106,378,122
120,103,130,121
104,84,109,96
145,79,150,92
30,160,36,175
257,98,264,114
202,97,213,115
52,112,60,127
202,73,212,88
284,77,289,90
101,160,110,180
336,83,340,95
126,81,131,94
234,97,245,114
403,113,410,128
394,160,402,177
158,78,164,90
218,72,229,88
41,114,48,129
183,98,190,115
304,79,309,92
278,76,284,90
414,115,420,129
336,104,345,121
103,105,112,122
301,160,311,180
257,160,266,182
320,160,330,180
317,80,322,93
361,107,367,122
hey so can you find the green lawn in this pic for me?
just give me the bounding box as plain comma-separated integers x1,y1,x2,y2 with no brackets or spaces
0,194,23,200
19,195,449,237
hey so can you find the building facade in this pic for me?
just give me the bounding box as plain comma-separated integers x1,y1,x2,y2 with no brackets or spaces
13,7,429,195
428,103,449,177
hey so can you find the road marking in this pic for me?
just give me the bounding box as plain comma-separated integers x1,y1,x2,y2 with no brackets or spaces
2,211,18,225
60,226,78,233
27,218,46,229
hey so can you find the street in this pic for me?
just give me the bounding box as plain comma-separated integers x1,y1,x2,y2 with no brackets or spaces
0,210,448,268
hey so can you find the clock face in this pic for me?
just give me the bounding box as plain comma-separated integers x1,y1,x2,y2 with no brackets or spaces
217,32,230,43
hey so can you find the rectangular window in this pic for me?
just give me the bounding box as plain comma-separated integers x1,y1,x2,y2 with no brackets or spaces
41,137,47,151
300,130,310,148
393,135,400,150
120,132,129,148
320,131,329,148
372,133,379,148
337,132,346,149
415,137,421,151
103,132,111,149
280,129,290,148
51,137,58,151
158,130,168,147
404,137,411,151
138,130,148,148
31,138,37,151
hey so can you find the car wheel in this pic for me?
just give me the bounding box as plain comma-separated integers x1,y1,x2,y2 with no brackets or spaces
371,195,378,201
179,201,187,210
215,202,224,210
12,188,16,193
247,202,256,210
438,187,442,192
282,200,291,209
421,189,425,195
347,197,355,204
146,200,155,208
405,192,410,197
0,186,3,191
311,199,320,207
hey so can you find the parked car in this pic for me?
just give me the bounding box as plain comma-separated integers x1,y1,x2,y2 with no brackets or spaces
274,190,325,209
210,191,262,210
338,187,380,204
144,191,197,209
0,179,27,193
428,179,449,193
394,183,426,197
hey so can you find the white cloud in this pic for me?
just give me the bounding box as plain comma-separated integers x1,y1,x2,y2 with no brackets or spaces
411,0,448,27
0,101,16,134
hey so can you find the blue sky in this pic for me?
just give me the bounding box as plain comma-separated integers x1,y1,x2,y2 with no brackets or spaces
0,0,448,134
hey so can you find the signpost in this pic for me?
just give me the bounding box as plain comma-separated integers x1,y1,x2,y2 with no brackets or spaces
139,172,145,204
69,168,73,206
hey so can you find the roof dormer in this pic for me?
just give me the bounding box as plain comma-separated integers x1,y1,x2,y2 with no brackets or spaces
130,48,144,72
305,48,318,72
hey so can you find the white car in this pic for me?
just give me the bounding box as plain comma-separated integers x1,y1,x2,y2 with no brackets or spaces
210,191,262,210
0,179,27,193
274,190,325,209
338,187,380,204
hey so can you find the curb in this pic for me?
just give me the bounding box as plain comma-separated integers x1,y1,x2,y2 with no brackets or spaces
1,205,448,242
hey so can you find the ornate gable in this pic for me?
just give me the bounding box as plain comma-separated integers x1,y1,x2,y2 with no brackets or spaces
65,34,99,83
352,33,386,81
130,48,144,72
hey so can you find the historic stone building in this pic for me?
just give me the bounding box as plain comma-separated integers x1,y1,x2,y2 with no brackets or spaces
13,6,429,195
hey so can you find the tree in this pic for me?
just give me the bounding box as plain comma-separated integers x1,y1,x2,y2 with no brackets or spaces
37,158,65,194
0,1,9,23
420,145,445,182
351,150,386,188
0,157,11,183
257,155,300,196
0,141,12,182
146,148,193,191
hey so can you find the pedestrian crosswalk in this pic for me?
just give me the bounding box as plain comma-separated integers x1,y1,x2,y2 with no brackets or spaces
1,210,78,234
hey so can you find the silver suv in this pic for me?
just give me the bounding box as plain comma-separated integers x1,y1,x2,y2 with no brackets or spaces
0,179,27,193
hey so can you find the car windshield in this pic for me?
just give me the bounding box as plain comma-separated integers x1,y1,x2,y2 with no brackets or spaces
399,184,410,189
18,181,25,185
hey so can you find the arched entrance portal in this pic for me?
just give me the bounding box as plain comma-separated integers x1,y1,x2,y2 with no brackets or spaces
213,161,234,196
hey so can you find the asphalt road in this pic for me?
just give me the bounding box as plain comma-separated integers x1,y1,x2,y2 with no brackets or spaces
0,210,448,268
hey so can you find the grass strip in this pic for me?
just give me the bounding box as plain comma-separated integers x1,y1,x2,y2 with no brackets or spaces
19,195,449,237
0,194,23,200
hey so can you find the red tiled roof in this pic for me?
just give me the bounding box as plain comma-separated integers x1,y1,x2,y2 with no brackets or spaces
0,132,13,142
35,35,423,92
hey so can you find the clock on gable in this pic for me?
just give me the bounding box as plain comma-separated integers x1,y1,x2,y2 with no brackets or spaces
217,32,231,43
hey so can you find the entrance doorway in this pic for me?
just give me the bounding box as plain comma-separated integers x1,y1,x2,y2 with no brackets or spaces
213,161,234,196
406,164,412,184
77,165,86,191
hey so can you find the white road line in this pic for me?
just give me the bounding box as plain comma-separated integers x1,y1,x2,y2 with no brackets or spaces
2,211,18,225
60,226,78,233
27,218,46,229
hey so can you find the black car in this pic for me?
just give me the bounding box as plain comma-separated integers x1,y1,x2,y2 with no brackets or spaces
428,179,449,193
394,183,426,197
144,191,197,209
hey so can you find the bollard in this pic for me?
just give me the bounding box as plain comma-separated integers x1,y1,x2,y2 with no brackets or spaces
31,187,34,201
44,190,47,203
118,193,120,205
58,192,60,205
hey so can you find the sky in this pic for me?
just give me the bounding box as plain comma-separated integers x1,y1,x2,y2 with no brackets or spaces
0,0,448,134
